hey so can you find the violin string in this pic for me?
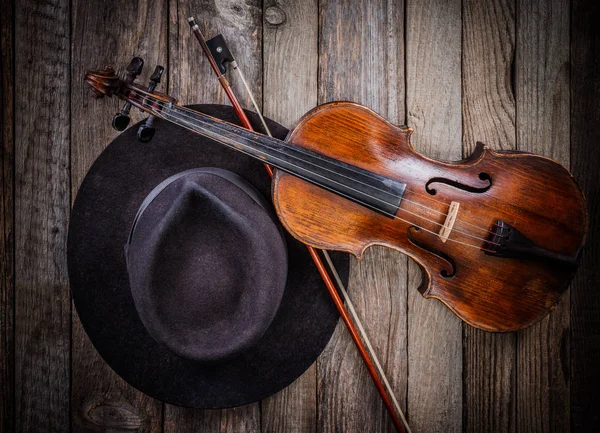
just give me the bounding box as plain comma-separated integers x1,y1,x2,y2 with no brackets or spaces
169,100,493,234
128,88,496,238
126,89,475,212
154,118,495,250
127,90,500,250
125,90,499,250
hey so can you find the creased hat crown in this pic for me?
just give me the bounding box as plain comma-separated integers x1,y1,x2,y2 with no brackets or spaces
126,168,288,362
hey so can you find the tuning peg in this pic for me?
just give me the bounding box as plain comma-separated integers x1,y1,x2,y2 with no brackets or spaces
137,65,164,142
125,57,144,82
112,111,131,131
147,65,164,91
112,57,144,131
137,115,157,142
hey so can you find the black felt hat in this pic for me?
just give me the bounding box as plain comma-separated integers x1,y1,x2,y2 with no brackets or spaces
67,104,349,408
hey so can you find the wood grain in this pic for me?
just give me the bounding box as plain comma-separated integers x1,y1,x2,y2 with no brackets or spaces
163,409,220,433
515,0,570,431
0,0,14,431
463,0,516,154
70,0,166,431
462,0,517,432
317,2,406,431
405,0,462,431
570,0,600,430
14,0,71,431
165,1,263,431
262,1,319,432
264,0,318,127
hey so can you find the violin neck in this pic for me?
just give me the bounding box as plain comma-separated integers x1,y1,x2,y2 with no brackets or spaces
124,86,407,216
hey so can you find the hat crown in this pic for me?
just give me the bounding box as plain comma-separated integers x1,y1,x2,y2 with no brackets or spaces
126,168,288,362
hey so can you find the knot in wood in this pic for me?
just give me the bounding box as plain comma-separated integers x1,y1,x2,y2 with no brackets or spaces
265,6,286,25
85,403,143,430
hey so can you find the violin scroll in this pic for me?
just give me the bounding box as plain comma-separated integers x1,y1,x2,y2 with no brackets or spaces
86,59,176,136
85,66,122,99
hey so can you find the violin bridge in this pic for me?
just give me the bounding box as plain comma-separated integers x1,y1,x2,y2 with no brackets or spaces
439,201,460,243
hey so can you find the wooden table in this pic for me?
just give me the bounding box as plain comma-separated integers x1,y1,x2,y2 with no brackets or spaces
2,0,599,431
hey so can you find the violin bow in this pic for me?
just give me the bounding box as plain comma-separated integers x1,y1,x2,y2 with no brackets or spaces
187,17,411,433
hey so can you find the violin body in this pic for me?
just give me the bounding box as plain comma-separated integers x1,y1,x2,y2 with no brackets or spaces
273,102,587,332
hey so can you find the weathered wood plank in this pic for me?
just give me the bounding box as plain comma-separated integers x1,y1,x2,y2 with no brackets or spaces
164,409,220,433
462,0,517,432
264,0,318,128
317,4,405,431
261,377,316,433
165,1,262,431
14,0,71,431
164,406,260,433
164,407,260,433
463,0,516,154
262,1,319,432
70,0,166,431
570,0,600,430
0,0,14,430
515,0,570,431
405,0,463,431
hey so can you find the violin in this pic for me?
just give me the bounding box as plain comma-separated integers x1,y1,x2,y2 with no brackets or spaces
85,65,588,332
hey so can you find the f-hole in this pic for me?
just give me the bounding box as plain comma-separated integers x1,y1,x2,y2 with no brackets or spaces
407,226,456,278
426,172,492,195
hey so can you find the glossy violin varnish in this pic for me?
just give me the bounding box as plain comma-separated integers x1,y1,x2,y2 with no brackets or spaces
273,102,587,332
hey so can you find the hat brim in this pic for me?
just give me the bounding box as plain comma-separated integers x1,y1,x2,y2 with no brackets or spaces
67,104,350,408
